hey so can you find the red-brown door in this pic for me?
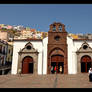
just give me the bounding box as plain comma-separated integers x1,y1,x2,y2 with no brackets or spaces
22,56,33,74
51,55,64,73
81,55,91,73
22,61,29,74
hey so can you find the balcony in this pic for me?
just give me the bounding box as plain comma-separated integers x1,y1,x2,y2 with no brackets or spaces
0,65,11,71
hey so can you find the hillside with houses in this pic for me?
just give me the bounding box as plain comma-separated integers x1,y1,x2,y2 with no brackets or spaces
0,24,48,41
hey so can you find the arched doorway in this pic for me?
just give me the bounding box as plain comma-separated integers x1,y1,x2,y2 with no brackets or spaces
22,56,33,74
81,55,91,73
51,55,64,74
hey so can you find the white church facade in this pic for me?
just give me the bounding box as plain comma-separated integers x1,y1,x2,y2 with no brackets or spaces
11,22,92,75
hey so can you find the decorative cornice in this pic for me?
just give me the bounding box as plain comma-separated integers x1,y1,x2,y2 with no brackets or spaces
13,39,42,41
73,39,92,41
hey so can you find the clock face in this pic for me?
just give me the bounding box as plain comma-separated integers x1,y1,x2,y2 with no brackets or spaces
54,36,60,41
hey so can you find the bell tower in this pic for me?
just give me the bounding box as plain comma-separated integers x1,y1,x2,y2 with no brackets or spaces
47,22,68,74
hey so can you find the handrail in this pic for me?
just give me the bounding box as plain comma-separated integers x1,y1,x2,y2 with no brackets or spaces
0,65,11,70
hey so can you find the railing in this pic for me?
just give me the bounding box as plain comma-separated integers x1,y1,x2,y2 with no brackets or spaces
0,65,11,70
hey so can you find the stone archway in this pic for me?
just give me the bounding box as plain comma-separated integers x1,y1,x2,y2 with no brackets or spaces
48,47,67,74
76,41,92,73
18,42,38,74
22,56,33,74
81,55,91,73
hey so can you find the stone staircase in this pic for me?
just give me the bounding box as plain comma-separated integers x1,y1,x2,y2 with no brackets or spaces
56,73,92,88
19,73,92,88
0,73,92,88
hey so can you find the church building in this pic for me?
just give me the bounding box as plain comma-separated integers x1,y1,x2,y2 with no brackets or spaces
11,22,92,75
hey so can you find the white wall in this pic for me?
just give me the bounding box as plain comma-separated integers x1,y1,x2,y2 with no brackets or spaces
67,37,83,74
67,38,92,74
67,36,74,74
42,37,48,75
11,40,43,75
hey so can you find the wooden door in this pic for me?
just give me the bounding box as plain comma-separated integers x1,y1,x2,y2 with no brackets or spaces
22,61,29,74
81,55,91,73
22,56,33,74
51,55,64,73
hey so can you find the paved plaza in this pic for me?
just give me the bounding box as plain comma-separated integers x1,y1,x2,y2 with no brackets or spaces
0,73,92,88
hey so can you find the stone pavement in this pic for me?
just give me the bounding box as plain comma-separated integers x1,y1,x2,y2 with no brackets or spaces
0,73,92,88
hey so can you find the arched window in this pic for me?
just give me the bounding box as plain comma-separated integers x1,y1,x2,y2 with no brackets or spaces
53,25,56,31
59,25,62,31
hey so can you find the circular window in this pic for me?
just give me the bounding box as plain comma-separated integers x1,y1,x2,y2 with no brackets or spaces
26,45,31,50
54,36,60,41
83,45,88,49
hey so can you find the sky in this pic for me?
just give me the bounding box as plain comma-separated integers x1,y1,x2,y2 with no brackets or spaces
0,4,92,34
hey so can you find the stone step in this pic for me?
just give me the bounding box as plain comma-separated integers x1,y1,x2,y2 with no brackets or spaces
0,73,91,88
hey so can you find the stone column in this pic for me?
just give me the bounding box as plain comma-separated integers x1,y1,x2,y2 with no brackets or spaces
33,55,38,75
33,62,35,73
48,57,51,74
77,54,81,73
64,56,68,74
17,54,22,74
